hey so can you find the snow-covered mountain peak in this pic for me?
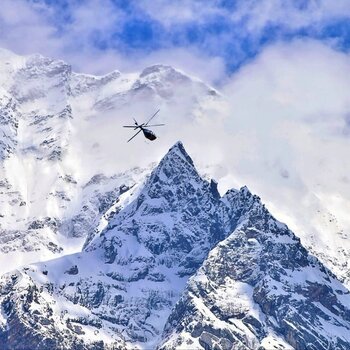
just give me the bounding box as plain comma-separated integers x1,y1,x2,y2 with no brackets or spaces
0,48,224,276
70,70,122,96
24,52,70,73
165,141,194,165
0,141,350,349
0,48,350,349
133,63,218,100
139,64,191,85
138,64,217,94
145,141,199,193
140,64,177,76
86,141,221,262
140,64,195,79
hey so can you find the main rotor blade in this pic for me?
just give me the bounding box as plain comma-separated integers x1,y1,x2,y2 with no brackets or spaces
144,109,160,126
133,117,139,125
145,124,165,127
127,129,142,142
123,125,139,128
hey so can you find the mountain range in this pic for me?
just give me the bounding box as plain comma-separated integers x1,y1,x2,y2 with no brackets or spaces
0,48,349,349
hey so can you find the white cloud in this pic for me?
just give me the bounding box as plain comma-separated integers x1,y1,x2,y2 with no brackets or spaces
210,39,350,252
69,38,350,250
0,0,57,54
137,0,225,27
1,0,350,86
57,46,226,84
0,0,226,83
139,0,350,32
0,0,124,73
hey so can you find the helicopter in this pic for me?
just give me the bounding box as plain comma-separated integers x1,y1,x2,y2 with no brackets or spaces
123,109,165,143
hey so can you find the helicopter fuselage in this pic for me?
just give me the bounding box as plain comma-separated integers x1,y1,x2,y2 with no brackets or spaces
142,127,157,141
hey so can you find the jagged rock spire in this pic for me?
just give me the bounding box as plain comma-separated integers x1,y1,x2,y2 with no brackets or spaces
0,142,349,350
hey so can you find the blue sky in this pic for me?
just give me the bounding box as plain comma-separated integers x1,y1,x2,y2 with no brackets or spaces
1,0,350,83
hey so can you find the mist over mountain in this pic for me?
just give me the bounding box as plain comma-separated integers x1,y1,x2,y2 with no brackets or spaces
0,48,349,349
0,48,219,273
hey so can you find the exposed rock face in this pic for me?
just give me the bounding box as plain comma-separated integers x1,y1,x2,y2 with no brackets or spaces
88,142,227,271
159,187,350,350
0,142,349,349
0,142,229,348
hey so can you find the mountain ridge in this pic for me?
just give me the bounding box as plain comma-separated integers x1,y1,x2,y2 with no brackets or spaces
0,47,350,349
0,142,349,350
0,47,220,275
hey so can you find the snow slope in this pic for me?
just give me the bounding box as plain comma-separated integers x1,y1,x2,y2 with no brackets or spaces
0,48,349,349
0,48,218,274
160,182,350,350
0,48,349,292
0,142,349,350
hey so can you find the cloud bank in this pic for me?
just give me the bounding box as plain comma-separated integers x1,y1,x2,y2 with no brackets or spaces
217,40,350,236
